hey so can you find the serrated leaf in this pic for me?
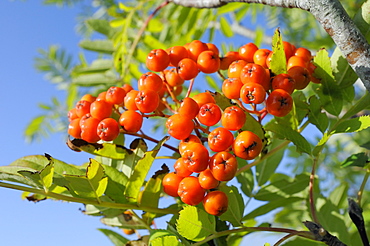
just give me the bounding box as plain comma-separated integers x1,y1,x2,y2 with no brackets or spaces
219,185,244,227
219,17,233,37
24,115,46,140
314,49,343,116
79,39,115,54
101,213,148,229
265,122,311,154
124,137,168,204
67,139,132,160
236,164,254,197
64,159,107,201
177,206,216,241
342,92,370,119
254,173,310,201
138,165,168,209
255,138,286,186
333,115,370,134
72,71,117,86
150,236,182,246
308,96,329,133
98,228,129,246
270,28,287,75
103,165,128,203
217,2,245,15
73,59,113,74
243,197,303,221
148,18,164,33
341,152,370,168
86,19,114,37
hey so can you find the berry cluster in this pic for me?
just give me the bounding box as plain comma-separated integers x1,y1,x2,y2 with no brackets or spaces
67,39,319,216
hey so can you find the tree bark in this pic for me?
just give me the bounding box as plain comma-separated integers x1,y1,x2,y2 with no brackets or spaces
171,0,370,93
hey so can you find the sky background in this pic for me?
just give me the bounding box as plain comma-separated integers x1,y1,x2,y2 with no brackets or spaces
0,1,309,245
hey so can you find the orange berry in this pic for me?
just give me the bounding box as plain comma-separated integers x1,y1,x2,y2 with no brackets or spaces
146,49,170,72
166,114,194,140
233,131,263,160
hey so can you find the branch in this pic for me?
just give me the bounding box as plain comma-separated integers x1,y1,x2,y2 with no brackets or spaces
303,221,347,246
171,0,370,93
348,198,369,246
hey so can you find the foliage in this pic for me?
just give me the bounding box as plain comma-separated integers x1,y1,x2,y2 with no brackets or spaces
4,0,370,245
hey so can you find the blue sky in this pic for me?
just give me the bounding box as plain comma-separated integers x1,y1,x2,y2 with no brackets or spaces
0,1,297,245
0,1,117,245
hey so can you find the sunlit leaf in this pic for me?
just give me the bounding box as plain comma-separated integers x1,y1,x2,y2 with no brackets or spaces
79,39,115,54
314,49,343,116
98,228,129,246
219,17,233,38
177,206,216,241
124,137,168,204
265,122,311,154
308,95,329,133
219,185,244,227
341,152,370,168
333,115,370,134
270,28,286,75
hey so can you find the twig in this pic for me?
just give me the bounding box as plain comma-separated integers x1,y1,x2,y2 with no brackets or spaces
303,221,347,246
348,198,369,246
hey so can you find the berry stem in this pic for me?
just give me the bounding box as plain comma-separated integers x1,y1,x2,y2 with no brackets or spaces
185,78,196,98
0,181,179,215
163,80,181,105
191,226,314,246
122,0,170,79
122,130,179,153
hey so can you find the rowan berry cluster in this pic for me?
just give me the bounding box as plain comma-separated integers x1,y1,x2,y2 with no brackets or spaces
67,39,319,217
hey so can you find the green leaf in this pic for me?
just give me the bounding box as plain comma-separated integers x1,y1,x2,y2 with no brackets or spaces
254,173,310,201
219,17,233,38
176,206,216,241
265,122,311,154
270,28,287,75
354,0,370,41
333,115,370,134
217,2,245,15
243,197,303,221
24,115,46,141
308,96,329,133
316,198,350,244
101,213,148,229
138,165,168,209
98,228,129,246
64,159,107,201
148,18,164,33
79,39,115,54
314,49,343,116
150,236,182,246
255,138,286,186
72,72,117,86
236,163,254,197
124,137,169,204
67,139,132,160
73,59,113,74
86,19,114,37
342,92,370,119
219,185,244,227
341,152,370,168
103,165,128,203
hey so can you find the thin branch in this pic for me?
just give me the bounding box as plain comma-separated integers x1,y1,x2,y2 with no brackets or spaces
303,221,347,246
171,0,370,93
0,182,179,215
